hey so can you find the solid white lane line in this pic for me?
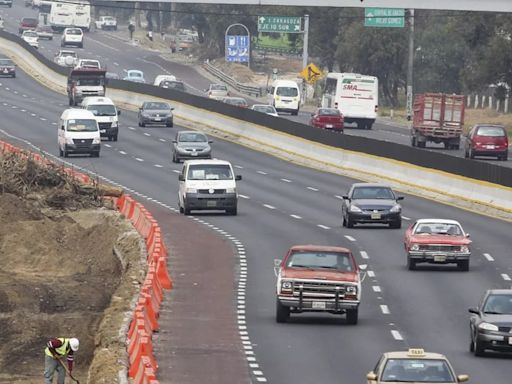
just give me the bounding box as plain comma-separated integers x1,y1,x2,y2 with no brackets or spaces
391,330,403,341
290,214,302,219
263,204,275,209
360,251,369,259
367,270,375,278
483,253,495,262
372,286,381,292
257,170,267,175
380,305,390,314
238,194,250,199
119,150,127,155
317,224,330,229
281,178,292,183
344,235,356,242
502,274,511,281
307,186,319,191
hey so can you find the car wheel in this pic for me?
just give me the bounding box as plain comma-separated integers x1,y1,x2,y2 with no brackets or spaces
63,150,68,158
113,134,118,142
12,73,16,78
469,332,475,352
411,136,417,147
166,121,173,127
276,299,290,323
179,203,184,214
59,147,63,157
172,152,178,163
458,260,470,272
346,215,354,228
92,151,100,158
417,141,426,148
469,148,475,159
464,148,469,158
227,207,237,216
183,201,191,215
140,121,145,127
390,220,402,229
407,256,416,271
346,308,358,325
342,215,347,227
474,338,485,357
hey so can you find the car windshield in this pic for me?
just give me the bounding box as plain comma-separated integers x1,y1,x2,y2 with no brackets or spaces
225,98,246,105
253,105,275,113
129,71,143,78
352,186,394,200
381,359,455,383
319,108,340,116
67,29,82,35
77,78,101,86
178,132,207,143
287,251,354,272
22,18,37,25
211,84,227,91
187,164,233,180
24,32,38,37
483,294,512,314
80,61,99,67
414,223,463,236
0,59,14,66
476,126,506,137
87,105,116,116
144,102,170,110
66,119,97,132
61,52,77,58
276,86,298,97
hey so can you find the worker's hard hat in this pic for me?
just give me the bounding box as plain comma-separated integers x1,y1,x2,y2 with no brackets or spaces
69,338,79,352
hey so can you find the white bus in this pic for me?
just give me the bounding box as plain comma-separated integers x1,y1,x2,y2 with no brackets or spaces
321,72,378,129
49,0,91,31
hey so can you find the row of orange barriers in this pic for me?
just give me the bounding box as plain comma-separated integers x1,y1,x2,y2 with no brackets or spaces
116,193,173,383
0,140,172,383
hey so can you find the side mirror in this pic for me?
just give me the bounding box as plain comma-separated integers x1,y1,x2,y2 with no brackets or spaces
342,195,349,200
178,174,184,181
208,140,213,143
117,110,121,116
468,307,479,314
235,175,242,181
366,372,378,381
172,140,177,143
359,264,367,271
457,374,469,383
311,113,315,117
170,107,175,110
465,233,470,238
396,196,405,201
274,259,281,267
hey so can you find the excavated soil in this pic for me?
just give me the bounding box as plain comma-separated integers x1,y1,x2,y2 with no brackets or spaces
0,153,146,383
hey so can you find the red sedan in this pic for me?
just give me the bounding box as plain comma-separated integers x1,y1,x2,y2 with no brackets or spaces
310,108,344,132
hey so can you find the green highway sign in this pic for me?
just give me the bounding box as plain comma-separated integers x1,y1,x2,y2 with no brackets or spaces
258,16,302,33
364,8,405,28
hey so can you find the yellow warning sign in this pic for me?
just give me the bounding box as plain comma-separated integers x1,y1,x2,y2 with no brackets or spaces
300,63,322,84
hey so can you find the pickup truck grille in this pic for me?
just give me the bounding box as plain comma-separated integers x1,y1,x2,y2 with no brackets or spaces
418,245,461,252
291,281,351,298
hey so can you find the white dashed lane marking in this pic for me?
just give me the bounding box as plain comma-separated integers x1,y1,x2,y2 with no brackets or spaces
154,164,163,168
257,171,267,175
119,151,127,155
159,138,166,142
483,253,494,262
144,133,151,136
344,235,356,242
263,204,275,210
380,305,390,314
502,274,511,281
402,216,411,221
360,251,369,259
104,144,111,148
307,186,319,191
367,270,375,278
234,165,243,169
238,194,250,199
281,178,292,183
372,286,382,292
290,214,302,219
135,157,144,162
172,169,180,174
391,330,403,341
317,224,330,229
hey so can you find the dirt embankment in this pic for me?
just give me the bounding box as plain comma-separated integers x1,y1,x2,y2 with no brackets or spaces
0,153,145,383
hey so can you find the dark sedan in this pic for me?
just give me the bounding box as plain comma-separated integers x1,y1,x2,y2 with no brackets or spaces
0,58,15,78
310,108,344,132
341,183,404,228
469,289,512,356
172,131,212,163
138,101,174,127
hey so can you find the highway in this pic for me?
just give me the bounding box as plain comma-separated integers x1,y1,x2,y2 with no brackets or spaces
1,4,511,169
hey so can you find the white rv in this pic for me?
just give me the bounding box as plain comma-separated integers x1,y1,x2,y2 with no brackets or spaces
49,0,91,31
321,72,379,129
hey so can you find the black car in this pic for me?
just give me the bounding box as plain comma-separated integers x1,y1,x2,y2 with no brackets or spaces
159,80,186,92
341,183,404,228
0,58,16,78
469,289,512,356
138,101,174,127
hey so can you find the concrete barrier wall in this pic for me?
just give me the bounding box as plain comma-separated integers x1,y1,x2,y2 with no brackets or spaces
1,32,511,217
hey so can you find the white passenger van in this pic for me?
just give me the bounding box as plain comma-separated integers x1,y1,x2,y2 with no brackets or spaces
49,0,91,31
268,79,300,115
81,96,120,141
321,72,378,129
178,159,242,216
58,109,100,157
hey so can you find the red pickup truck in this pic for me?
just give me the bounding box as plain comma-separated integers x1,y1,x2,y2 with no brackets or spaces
275,245,363,324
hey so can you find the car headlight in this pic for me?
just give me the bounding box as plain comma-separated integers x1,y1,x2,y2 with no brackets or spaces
281,280,293,292
460,245,470,253
92,137,101,144
478,322,498,332
186,188,197,194
350,205,362,213
410,244,419,251
345,285,357,294
390,204,401,213
111,121,118,128
225,187,236,194
65,137,74,145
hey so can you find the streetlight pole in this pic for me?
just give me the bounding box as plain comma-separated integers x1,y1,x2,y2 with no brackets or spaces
406,9,414,121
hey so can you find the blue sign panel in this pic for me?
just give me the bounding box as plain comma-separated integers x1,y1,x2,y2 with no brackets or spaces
225,35,250,63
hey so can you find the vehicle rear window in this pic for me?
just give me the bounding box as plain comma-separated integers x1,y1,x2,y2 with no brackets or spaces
287,251,354,272
476,126,506,137
211,84,227,91
22,18,38,25
276,86,298,97
0,59,14,66
67,29,82,35
319,108,340,116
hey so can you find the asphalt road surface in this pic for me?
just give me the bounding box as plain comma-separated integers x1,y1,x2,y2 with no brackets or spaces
1,57,512,384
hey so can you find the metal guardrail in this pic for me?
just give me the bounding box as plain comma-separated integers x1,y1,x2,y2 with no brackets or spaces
203,61,266,98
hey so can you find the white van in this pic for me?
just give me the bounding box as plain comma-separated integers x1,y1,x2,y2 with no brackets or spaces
50,0,91,31
58,109,100,157
178,159,242,216
268,79,300,115
321,72,379,129
81,96,119,141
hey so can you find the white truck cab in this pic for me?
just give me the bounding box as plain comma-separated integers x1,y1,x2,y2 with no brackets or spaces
268,79,301,115
95,16,117,30
178,159,241,215
81,96,120,141
58,109,100,157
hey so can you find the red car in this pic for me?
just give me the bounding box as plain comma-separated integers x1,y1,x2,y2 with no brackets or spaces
464,124,508,161
18,17,38,35
275,245,362,324
310,108,344,132
404,219,472,271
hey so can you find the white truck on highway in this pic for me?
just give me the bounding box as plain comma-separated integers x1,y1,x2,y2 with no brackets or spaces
94,16,117,31
48,0,91,31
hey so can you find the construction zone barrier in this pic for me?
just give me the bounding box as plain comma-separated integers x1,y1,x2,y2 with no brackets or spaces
0,141,173,383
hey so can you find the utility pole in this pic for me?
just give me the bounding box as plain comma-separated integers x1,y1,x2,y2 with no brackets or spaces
406,9,414,121
301,14,309,104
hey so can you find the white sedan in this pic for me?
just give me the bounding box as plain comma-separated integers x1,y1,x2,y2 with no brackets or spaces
21,30,39,49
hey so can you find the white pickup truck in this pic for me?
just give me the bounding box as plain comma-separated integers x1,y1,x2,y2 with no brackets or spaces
95,16,117,31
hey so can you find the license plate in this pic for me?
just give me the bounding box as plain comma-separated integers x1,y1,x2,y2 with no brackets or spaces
191,152,198,156
371,213,381,219
100,129,106,133
154,118,162,121
485,145,495,149
326,124,333,128
206,200,217,207
434,255,446,262
312,301,326,310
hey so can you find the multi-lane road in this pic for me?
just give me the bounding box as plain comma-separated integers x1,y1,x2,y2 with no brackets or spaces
1,4,512,384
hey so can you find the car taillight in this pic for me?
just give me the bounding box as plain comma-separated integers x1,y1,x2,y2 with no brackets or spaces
375,105,379,113
334,102,338,109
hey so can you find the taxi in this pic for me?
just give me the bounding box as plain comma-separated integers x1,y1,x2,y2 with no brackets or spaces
366,349,469,383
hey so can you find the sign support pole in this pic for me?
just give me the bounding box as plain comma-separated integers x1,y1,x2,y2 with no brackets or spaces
301,14,309,104
406,9,414,121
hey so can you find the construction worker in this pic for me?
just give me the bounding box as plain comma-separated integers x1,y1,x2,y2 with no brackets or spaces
44,337,79,384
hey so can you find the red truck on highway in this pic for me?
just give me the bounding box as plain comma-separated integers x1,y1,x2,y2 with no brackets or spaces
411,93,465,149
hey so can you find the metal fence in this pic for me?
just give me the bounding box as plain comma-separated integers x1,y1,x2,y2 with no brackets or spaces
203,61,266,98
